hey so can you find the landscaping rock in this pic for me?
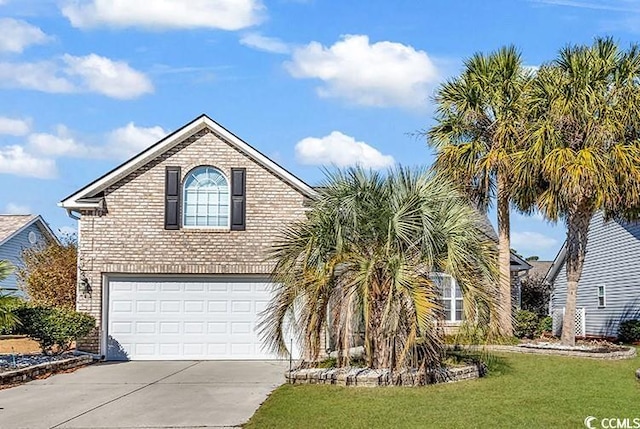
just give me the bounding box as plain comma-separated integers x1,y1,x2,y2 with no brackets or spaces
287,364,482,387
0,355,93,386
477,344,637,360
0,352,77,372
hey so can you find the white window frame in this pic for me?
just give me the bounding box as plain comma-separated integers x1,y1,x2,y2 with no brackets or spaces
182,166,230,229
597,285,606,308
431,273,464,323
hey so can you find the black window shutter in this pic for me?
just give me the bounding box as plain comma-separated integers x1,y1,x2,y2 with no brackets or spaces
230,168,246,231
165,166,181,230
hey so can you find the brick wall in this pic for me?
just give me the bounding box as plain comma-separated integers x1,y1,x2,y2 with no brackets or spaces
76,128,308,353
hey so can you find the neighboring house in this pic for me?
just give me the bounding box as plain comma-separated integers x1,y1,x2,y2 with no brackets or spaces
0,215,58,295
547,212,640,339
60,115,315,360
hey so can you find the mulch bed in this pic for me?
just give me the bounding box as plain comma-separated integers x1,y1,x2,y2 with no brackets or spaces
520,339,628,353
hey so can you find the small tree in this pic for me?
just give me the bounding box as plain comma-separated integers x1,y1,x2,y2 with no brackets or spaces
260,167,500,369
0,260,20,332
520,273,551,316
17,235,77,309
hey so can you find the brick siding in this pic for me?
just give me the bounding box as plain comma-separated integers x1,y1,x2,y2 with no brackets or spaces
76,128,308,353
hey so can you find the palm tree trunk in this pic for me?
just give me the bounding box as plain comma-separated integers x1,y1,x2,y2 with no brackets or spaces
561,208,591,346
369,295,391,369
497,176,513,337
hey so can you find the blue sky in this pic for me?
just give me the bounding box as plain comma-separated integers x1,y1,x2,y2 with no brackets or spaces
0,0,637,260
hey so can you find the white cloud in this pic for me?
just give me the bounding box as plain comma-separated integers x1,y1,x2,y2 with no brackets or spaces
0,18,50,53
0,54,153,99
106,122,167,158
295,131,395,169
511,231,560,253
286,34,440,108
63,54,153,99
240,33,290,54
0,117,30,136
0,145,56,179
4,203,30,214
62,0,265,31
27,122,166,160
0,61,75,93
28,125,90,158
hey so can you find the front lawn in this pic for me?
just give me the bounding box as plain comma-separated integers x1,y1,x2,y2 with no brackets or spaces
246,351,640,428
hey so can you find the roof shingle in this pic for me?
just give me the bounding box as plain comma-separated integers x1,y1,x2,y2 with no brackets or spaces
0,215,37,244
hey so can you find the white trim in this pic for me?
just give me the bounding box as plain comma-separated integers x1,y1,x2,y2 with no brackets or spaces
59,115,316,210
597,284,606,308
431,273,463,323
182,165,230,229
101,273,109,358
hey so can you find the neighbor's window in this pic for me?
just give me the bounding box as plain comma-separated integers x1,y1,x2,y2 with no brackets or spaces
597,285,606,308
431,273,464,322
183,166,230,228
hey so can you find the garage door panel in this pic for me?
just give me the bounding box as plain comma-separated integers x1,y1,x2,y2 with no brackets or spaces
107,278,296,360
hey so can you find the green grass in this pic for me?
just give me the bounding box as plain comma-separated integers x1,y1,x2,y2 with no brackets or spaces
246,352,640,428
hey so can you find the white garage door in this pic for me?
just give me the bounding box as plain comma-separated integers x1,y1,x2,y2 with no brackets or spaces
106,277,297,361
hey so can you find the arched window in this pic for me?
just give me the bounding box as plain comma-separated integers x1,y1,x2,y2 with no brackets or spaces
183,166,229,227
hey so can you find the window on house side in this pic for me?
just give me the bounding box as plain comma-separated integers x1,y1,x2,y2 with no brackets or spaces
597,285,606,308
183,166,230,228
431,273,464,322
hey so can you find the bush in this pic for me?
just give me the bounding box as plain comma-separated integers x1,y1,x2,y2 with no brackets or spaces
514,310,540,339
618,319,640,344
537,316,553,336
17,235,77,309
0,295,25,334
14,306,95,354
520,274,552,316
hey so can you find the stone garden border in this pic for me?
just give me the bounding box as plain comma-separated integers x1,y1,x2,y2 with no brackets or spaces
286,363,485,387
0,355,94,386
476,344,637,360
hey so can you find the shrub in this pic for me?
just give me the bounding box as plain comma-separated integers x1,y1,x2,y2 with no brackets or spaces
17,235,77,309
537,316,553,336
0,295,25,334
14,306,95,354
618,319,640,344
514,310,540,339
520,273,552,316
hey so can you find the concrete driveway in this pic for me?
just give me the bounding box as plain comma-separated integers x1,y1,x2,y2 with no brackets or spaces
0,360,288,429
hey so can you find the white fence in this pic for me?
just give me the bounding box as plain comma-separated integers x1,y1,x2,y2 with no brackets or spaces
552,307,586,337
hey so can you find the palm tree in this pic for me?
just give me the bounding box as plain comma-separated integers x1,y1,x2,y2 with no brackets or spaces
427,46,532,337
259,167,499,369
514,38,640,346
0,260,20,331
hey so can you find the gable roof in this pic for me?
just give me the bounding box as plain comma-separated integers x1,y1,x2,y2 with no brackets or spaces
0,215,58,248
527,260,554,279
60,114,317,210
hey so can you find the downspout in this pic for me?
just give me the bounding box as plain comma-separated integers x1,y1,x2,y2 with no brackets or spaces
66,209,81,220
